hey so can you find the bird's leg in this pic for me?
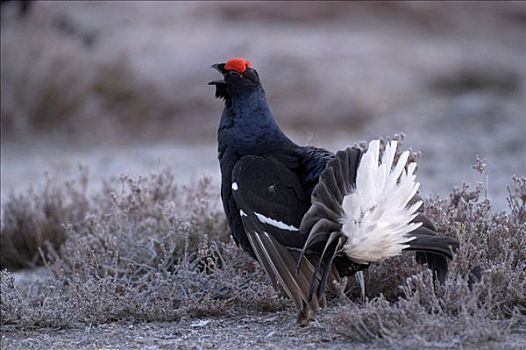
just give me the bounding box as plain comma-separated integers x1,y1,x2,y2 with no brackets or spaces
297,300,316,326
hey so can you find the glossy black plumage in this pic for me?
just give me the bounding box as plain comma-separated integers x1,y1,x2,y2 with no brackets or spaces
211,59,458,324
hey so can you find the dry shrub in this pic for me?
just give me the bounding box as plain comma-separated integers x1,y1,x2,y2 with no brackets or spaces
331,177,526,347
0,9,176,140
0,168,90,270
0,9,97,137
0,168,226,271
0,240,280,328
1,168,525,348
0,169,283,329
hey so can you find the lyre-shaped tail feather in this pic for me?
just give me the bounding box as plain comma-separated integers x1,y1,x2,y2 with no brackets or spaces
299,147,365,299
299,140,458,299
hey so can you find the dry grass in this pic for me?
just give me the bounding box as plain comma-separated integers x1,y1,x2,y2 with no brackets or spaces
1,169,283,329
0,168,90,270
331,177,526,346
0,8,96,137
0,8,179,141
0,168,525,347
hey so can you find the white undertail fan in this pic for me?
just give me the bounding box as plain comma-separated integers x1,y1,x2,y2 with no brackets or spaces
298,140,458,300
341,140,421,263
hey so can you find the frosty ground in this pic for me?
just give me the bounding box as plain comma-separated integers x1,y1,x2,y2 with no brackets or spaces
2,309,525,350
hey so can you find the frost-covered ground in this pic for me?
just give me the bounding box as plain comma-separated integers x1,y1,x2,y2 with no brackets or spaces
0,141,220,207
2,309,524,350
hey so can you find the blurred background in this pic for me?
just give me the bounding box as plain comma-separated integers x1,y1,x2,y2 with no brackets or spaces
1,1,525,209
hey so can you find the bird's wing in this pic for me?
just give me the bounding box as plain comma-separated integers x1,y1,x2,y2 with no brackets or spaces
231,155,330,324
232,155,311,248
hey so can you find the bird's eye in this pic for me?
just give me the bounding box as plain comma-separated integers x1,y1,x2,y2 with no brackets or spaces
228,71,239,77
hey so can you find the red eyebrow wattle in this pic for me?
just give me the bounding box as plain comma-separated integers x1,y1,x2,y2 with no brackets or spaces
224,57,251,73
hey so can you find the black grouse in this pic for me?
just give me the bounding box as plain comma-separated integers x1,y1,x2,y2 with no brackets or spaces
210,57,459,325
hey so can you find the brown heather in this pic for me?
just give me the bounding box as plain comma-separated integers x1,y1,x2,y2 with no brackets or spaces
1,166,525,347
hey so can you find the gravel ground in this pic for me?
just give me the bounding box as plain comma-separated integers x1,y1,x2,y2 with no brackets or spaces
2,307,525,350
3,269,526,350
1,310,349,350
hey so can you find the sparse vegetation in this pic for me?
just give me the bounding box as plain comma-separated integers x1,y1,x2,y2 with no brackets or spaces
0,169,283,329
0,168,90,270
332,178,526,346
1,167,524,347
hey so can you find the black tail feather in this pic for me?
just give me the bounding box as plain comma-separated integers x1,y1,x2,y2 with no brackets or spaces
308,231,344,300
404,226,459,283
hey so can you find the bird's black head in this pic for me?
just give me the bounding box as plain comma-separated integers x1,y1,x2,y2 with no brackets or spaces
209,57,262,103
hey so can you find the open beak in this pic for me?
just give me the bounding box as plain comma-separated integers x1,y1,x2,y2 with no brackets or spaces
208,80,224,85
208,63,226,85
211,63,225,73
